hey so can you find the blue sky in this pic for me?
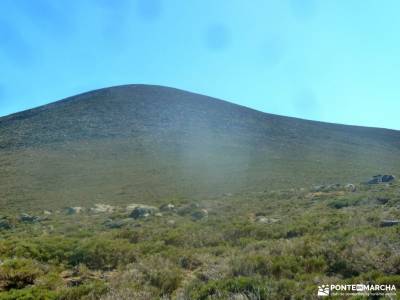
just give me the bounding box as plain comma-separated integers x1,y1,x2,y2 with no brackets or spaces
1,0,400,130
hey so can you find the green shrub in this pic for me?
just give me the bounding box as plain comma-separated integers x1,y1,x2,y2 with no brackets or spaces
0,259,45,291
328,197,362,209
57,281,108,300
147,268,182,296
188,277,268,300
0,287,57,300
69,238,137,270
230,255,269,276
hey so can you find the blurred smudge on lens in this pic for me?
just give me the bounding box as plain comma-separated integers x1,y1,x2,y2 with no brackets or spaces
205,24,231,51
260,37,285,67
136,0,162,20
0,18,34,66
289,0,316,21
17,0,73,36
293,88,319,117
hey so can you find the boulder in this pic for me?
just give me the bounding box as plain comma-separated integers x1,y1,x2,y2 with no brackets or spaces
191,209,208,221
90,204,115,213
230,294,249,300
18,213,41,223
128,205,158,219
167,220,176,226
256,216,280,224
159,203,175,211
380,220,400,227
0,218,12,230
103,218,132,229
376,197,390,205
367,175,395,184
177,203,199,216
65,207,85,215
345,183,356,192
312,184,342,192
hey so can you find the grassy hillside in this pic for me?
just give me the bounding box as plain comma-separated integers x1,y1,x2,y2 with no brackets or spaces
0,179,399,299
1,84,400,210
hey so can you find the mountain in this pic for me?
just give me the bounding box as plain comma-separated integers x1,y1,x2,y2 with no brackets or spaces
1,84,399,211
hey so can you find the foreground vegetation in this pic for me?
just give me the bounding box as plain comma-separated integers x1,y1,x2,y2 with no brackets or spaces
0,180,399,299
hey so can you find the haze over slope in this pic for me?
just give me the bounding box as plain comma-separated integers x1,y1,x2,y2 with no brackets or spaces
1,85,399,210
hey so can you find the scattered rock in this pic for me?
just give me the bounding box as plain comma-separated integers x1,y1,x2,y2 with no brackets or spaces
345,183,356,192
167,220,176,226
0,218,12,230
376,197,390,205
103,218,132,229
129,205,158,219
18,213,41,223
60,270,81,286
256,216,280,224
177,203,200,216
367,175,395,184
60,268,101,287
65,207,85,215
380,220,400,227
191,209,208,221
312,184,342,192
230,294,249,300
312,185,325,192
90,204,115,213
159,203,175,211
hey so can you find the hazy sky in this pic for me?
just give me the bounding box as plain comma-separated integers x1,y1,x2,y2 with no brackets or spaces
1,0,399,130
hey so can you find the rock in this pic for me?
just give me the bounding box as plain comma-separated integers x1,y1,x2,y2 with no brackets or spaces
18,213,41,223
159,203,175,211
43,210,52,215
60,268,100,287
191,209,208,220
256,216,280,224
167,220,176,226
380,220,400,227
90,204,115,213
367,175,396,184
0,218,12,230
177,203,200,216
155,212,163,217
376,197,390,205
129,205,158,219
230,294,249,300
345,183,356,192
65,207,85,215
312,184,342,192
104,218,132,229
312,185,325,192
382,175,396,182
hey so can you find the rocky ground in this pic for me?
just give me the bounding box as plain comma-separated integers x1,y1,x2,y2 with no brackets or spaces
0,175,399,299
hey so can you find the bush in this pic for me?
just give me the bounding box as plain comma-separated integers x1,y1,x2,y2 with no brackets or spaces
230,255,269,276
57,281,108,300
188,277,269,300
0,259,45,291
0,287,57,300
69,238,137,270
328,197,361,209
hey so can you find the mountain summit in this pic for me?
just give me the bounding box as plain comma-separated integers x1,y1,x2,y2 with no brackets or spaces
1,84,399,210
